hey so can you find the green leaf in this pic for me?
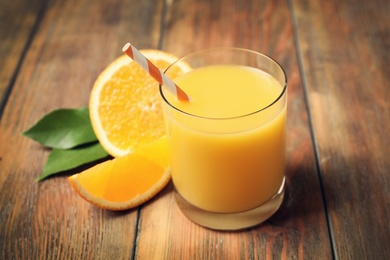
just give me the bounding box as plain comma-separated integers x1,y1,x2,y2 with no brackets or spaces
37,142,110,181
23,108,97,149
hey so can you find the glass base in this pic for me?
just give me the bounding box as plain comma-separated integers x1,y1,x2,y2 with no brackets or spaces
174,177,285,230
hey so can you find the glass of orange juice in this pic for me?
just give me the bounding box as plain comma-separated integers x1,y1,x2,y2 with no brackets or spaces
160,48,287,230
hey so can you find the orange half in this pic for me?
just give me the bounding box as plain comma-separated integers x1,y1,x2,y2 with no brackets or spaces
89,50,190,157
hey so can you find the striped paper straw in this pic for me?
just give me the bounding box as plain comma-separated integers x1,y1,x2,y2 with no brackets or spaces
122,43,190,102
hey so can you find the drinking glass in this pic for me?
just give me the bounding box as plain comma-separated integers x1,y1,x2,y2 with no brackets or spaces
160,48,287,230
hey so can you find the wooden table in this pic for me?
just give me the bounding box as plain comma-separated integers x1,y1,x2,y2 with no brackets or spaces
1,0,389,259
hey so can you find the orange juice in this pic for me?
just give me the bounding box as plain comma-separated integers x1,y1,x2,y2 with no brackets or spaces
162,65,286,213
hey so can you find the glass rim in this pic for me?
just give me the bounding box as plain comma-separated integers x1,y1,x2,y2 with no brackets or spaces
159,47,287,120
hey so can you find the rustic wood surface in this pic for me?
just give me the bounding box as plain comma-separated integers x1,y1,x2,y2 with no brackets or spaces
293,0,390,259
0,0,43,114
0,0,389,259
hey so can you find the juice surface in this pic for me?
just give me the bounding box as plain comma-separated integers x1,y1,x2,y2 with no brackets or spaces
163,65,286,213
168,65,281,118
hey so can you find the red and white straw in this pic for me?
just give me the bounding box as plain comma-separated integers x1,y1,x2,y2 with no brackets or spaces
122,43,190,102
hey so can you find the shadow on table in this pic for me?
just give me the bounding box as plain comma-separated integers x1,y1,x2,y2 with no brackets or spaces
267,154,330,226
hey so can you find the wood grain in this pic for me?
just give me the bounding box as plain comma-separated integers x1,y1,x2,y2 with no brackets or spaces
293,0,390,258
2,0,388,258
0,0,43,114
135,0,332,259
0,0,163,258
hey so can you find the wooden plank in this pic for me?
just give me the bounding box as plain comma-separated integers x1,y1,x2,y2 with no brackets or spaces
0,0,163,258
135,0,332,258
293,0,390,258
0,0,43,113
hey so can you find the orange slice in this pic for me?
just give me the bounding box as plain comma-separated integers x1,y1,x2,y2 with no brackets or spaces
89,50,190,157
68,138,170,210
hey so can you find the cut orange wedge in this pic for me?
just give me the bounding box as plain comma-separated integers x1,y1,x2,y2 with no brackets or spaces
68,138,170,210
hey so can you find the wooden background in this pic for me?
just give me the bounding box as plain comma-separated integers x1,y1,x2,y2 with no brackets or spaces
0,0,389,259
